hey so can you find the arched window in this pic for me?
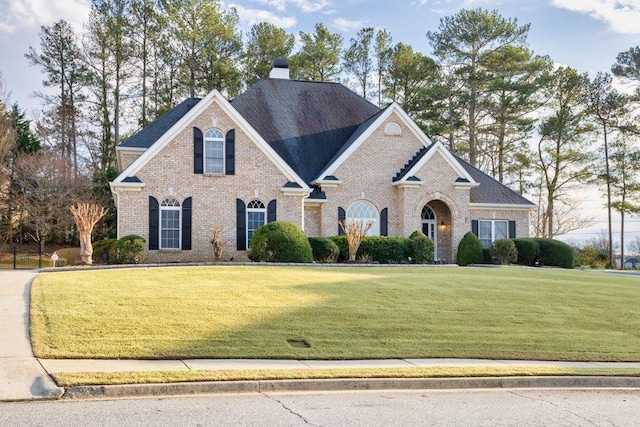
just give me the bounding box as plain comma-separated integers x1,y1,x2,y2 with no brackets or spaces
421,205,436,243
346,200,379,236
204,128,224,174
247,199,266,248
160,197,181,249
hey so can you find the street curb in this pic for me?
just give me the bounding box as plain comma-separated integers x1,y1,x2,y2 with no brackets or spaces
62,376,640,399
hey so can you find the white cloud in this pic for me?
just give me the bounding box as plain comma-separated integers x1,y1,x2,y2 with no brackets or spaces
231,4,297,28
0,0,90,33
332,17,367,32
255,0,331,13
551,0,640,35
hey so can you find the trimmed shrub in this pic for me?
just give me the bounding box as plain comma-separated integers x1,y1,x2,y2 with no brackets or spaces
511,238,540,266
410,235,435,264
490,239,518,265
329,235,349,261
114,235,146,264
536,238,574,269
92,238,117,264
358,236,412,264
248,221,313,263
308,237,339,262
457,232,484,266
409,230,427,240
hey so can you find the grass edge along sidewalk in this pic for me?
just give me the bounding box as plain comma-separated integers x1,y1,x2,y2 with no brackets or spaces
31,265,640,362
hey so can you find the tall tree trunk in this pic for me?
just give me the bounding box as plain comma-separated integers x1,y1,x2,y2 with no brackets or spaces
603,124,613,267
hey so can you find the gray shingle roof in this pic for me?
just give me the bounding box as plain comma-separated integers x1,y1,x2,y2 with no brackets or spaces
117,77,533,208
231,78,381,183
456,155,535,205
119,98,201,149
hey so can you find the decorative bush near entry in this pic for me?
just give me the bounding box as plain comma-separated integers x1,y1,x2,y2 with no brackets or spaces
457,232,484,266
490,239,518,265
308,237,340,262
410,234,435,264
248,221,313,263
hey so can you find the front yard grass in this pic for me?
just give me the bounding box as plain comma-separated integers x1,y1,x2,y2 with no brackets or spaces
31,266,640,361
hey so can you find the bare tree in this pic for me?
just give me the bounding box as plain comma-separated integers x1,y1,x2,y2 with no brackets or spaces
70,202,108,264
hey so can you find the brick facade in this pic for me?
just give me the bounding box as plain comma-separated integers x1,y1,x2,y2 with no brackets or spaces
112,89,534,264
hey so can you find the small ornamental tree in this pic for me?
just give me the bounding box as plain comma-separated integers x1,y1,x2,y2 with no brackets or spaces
209,226,226,261
339,219,372,261
457,231,484,266
69,202,108,265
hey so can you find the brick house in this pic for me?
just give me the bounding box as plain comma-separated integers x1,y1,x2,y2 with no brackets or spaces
110,60,534,263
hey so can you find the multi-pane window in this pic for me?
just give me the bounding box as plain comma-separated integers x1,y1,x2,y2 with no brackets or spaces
346,200,379,236
478,220,508,248
204,129,224,174
160,197,181,249
247,200,266,248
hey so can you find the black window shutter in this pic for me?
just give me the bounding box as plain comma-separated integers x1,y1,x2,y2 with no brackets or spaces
267,199,277,223
338,207,346,235
508,220,516,239
471,220,479,236
380,208,388,236
225,129,235,175
236,199,246,250
182,197,192,250
194,127,203,174
149,196,159,250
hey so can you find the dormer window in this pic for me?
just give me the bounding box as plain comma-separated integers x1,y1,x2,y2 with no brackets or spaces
204,129,224,174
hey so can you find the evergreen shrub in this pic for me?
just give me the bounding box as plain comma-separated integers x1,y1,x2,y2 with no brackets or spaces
248,221,313,263
308,237,339,262
457,232,484,266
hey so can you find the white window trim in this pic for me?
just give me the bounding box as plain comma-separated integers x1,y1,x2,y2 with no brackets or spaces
478,219,508,249
246,201,266,248
204,129,224,175
160,201,181,250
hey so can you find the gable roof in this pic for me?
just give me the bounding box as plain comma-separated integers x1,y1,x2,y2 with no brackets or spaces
231,78,380,183
119,98,201,149
112,89,309,189
456,156,535,206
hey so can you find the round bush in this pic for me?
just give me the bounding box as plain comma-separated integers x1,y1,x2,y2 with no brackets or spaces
308,237,339,262
490,239,518,265
248,221,313,263
457,232,484,266
115,234,146,264
411,235,435,264
409,230,427,240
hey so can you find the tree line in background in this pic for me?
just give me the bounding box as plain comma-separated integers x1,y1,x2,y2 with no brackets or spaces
1,1,640,267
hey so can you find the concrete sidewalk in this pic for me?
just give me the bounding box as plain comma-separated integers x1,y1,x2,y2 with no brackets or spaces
2,269,640,402
0,270,64,401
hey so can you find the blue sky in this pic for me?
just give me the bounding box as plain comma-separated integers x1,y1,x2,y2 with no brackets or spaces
1,0,640,246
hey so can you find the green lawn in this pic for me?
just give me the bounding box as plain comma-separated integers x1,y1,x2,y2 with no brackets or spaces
30,266,640,361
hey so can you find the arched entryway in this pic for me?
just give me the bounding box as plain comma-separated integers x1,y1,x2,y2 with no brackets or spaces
421,200,452,262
